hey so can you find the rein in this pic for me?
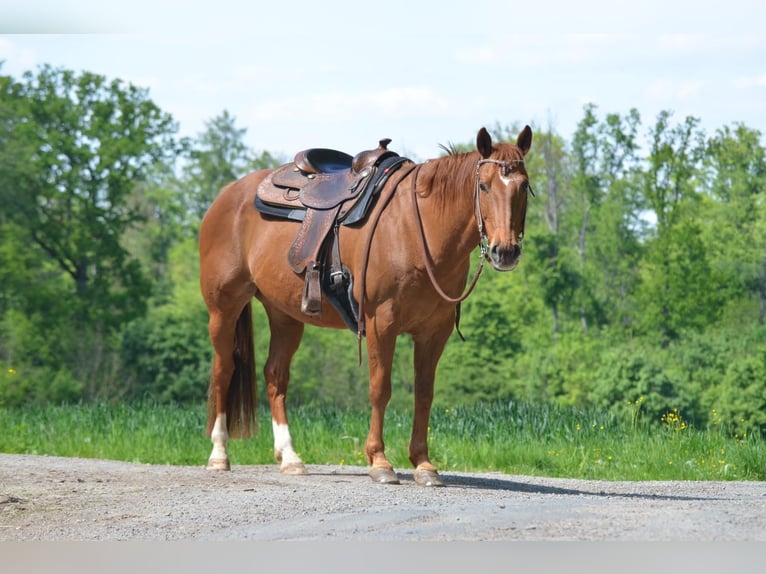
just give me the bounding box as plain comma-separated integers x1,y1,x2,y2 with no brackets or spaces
355,161,419,358
411,157,521,304
355,156,525,358
412,166,488,303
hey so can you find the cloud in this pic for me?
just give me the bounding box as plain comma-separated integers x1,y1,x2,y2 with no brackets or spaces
0,37,39,74
655,34,766,58
734,74,766,89
249,86,451,123
454,34,639,68
644,79,706,103
455,44,501,64
656,34,708,53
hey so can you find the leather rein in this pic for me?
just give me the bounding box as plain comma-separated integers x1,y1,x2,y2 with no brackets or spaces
355,157,523,356
411,157,524,303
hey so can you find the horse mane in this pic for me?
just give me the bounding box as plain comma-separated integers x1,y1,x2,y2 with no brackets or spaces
419,142,525,211
426,151,477,207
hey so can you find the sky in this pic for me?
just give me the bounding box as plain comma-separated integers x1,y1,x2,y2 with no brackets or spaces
1,0,765,162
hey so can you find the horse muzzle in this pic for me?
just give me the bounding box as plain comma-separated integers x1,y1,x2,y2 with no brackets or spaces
488,242,521,271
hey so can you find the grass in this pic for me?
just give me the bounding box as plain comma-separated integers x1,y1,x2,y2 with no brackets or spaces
1,400,764,481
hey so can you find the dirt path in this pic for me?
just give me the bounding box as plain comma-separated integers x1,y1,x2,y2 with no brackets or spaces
1,453,765,541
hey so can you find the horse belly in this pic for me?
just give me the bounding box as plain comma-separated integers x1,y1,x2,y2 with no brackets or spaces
250,256,348,330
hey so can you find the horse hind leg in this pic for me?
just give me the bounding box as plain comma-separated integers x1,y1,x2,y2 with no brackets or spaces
206,302,258,471
263,307,308,475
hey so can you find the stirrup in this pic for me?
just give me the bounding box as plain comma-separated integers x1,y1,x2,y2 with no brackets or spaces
301,267,322,316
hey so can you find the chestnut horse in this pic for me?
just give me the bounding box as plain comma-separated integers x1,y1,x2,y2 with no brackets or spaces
199,125,532,486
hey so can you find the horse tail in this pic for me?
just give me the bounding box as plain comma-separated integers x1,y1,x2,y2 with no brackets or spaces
207,301,258,439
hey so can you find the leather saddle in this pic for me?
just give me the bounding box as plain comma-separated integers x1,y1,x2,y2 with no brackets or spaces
255,139,409,331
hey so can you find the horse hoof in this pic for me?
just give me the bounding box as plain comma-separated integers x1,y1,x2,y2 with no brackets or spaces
413,468,445,487
281,462,309,475
206,458,231,471
370,467,400,485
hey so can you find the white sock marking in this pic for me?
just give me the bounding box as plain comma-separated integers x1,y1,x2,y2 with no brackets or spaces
272,419,302,465
210,413,228,461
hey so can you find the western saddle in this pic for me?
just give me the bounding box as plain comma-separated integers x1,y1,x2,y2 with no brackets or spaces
255,139,410,333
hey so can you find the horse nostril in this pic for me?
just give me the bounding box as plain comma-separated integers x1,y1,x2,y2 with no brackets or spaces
488,243,522,269
489,244,503,264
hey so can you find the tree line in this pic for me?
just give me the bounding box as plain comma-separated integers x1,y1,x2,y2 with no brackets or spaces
1,65,765,434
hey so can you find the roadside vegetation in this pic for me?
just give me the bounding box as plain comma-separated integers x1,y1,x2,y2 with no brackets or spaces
2,401,763,481
2,64,766,481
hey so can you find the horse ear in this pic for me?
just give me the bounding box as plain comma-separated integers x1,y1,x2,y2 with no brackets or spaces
476,127,493,158
516,125,533,156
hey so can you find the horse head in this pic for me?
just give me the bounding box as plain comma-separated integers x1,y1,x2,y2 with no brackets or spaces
475,125,533,271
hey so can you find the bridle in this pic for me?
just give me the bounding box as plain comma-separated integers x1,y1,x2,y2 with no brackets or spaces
412,157,529,305
355,155,529,356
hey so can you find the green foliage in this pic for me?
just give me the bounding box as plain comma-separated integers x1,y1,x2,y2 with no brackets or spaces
590,344,683,423
707,356,766,437
0,65,185,404
0,363,83,407
0,65,177,330
2,401,763,480
636,216,726,342
179,109,280,233
120,305,211,403
2,60,766,448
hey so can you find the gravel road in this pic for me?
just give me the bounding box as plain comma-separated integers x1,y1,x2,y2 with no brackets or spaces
1,453,765,541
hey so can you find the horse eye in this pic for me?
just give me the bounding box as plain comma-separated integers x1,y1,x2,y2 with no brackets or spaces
479,181,489,193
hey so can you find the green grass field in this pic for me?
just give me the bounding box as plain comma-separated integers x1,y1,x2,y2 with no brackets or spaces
1,401,763,481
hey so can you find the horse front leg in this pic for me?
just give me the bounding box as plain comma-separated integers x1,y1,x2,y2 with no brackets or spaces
365,324,399,484
264,308,307,475
409,321,453,486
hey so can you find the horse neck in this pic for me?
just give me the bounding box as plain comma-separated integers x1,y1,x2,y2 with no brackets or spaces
412,152,481,265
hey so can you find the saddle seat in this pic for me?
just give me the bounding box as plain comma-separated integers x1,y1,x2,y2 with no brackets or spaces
293,148,352,174
254,138,409,332
257,138,397,213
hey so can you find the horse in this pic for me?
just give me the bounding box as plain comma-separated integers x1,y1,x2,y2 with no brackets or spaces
198,125,533,486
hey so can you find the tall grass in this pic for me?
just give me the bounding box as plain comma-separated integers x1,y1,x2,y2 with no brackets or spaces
1,401,763,480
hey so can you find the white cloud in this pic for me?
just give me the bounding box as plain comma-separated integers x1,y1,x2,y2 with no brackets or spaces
734,74,766,89
0,37,39,74
645,79,706,103
656,34,708,53
455,44,500,64
656,33,766,58
249,86,451,123
454,34,639,69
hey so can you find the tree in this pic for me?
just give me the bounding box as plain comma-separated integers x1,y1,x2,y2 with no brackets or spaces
584,108,643,332
180,110,280,230
642,111,705,232
636,111,717,344
703,124,766,325
0,65,181,401
525,125,576,339
569,105,643,334
0,65,179,330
